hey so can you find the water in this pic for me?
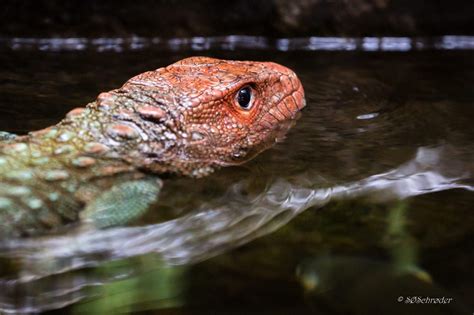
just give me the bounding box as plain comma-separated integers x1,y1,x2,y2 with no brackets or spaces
0,37,473,314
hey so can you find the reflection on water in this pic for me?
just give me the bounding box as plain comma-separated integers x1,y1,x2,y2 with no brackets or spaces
0,146,472,312
296,201,470,315
0,43,473,313
296,254,470,315
1,147,471,269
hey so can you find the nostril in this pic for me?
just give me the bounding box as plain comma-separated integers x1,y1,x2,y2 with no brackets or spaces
289,76,301,92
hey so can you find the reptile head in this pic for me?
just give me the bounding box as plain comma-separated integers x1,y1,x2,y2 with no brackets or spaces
116,56,305,176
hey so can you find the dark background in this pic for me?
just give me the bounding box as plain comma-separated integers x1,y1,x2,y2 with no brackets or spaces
1,0,473,38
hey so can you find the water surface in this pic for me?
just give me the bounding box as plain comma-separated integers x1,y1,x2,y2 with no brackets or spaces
0,37,473,314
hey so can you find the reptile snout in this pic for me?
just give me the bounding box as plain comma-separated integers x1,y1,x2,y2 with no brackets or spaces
278,70,306,120
257,63,305,129
271,62,305,116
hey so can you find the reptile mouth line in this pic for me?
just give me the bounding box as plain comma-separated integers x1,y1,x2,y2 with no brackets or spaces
232,118,299,166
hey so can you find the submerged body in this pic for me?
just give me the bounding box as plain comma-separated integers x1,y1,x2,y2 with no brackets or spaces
0,57,305,238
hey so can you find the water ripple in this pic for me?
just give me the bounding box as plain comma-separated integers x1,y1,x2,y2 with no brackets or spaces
0,145,472,313
1,145,471,273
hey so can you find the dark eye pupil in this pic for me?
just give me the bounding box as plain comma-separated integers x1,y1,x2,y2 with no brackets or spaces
237,87,252,109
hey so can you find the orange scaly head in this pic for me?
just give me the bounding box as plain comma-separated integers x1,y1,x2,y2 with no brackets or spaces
74,57,305,177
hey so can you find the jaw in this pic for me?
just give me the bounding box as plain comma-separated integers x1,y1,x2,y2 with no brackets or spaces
214,117,299,167
141,115,302,178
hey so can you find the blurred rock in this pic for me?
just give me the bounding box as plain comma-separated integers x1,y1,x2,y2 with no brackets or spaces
0,0,473,37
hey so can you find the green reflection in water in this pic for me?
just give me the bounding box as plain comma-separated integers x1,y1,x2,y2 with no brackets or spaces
383,201,431,282
72,255,186,314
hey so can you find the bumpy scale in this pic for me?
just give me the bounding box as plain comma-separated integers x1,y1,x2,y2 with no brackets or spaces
0,57,305,238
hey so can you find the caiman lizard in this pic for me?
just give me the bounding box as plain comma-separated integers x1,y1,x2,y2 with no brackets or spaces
0,57,305,238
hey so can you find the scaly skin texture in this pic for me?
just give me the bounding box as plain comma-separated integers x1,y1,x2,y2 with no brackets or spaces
0,57,305,238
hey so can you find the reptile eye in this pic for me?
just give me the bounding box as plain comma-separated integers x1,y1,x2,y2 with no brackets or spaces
236,86,253,110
